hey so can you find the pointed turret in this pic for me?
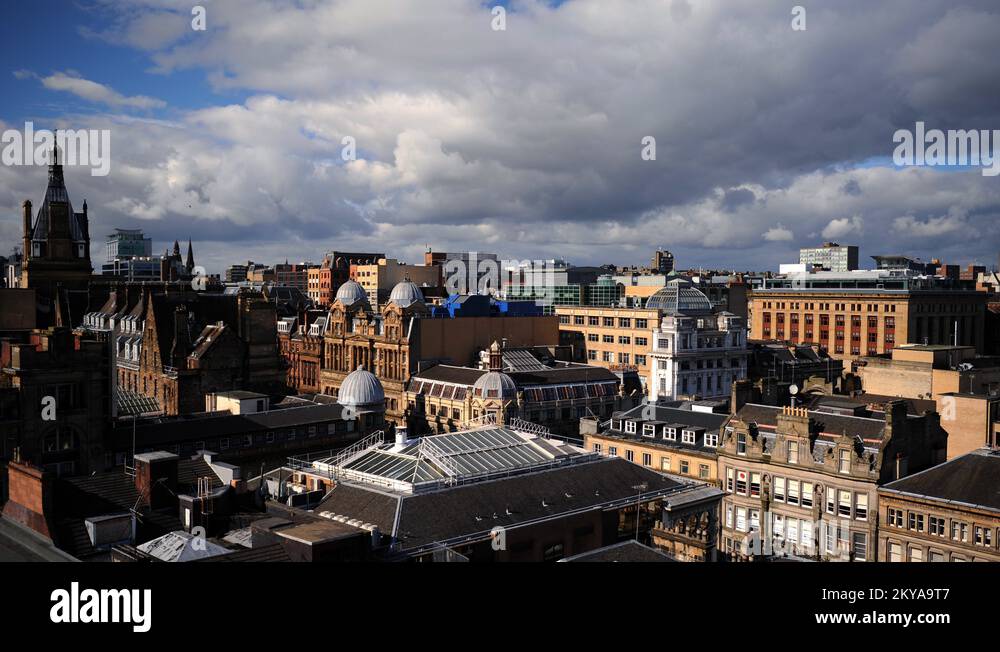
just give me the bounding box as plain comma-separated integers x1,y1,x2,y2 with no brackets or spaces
185,239,195,273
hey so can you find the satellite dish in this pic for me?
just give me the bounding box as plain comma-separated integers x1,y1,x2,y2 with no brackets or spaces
789,384,800,396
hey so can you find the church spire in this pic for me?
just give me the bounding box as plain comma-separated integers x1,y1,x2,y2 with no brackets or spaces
186,239,195,272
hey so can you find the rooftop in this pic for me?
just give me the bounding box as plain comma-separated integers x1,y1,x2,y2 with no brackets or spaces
296,421,592,493
881,448,1000,511
559,540,675,563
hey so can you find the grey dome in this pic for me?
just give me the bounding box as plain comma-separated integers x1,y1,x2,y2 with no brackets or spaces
645,279,712,314
335,280,369,306
388,280,424,308
338,365,385,408
472,371,518,400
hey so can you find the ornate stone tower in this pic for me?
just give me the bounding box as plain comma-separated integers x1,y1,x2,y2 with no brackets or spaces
20,145,94,327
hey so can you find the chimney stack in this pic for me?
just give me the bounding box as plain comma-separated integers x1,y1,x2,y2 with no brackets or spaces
133,452,179,510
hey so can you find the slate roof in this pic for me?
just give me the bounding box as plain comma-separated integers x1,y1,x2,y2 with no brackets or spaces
735,404,887,441
559,540,675,563
409,362,619,390
880,448,1000,511
111,403,347,449
319,457,687,553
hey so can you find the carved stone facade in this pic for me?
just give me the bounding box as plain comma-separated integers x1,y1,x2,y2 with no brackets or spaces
717,391,948,562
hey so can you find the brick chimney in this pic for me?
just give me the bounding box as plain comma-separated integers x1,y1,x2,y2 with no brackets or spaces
133,452,179,510
730,379,752,415
1,454,56,540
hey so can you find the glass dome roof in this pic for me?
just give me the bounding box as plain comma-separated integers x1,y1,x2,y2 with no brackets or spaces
645,279,713,314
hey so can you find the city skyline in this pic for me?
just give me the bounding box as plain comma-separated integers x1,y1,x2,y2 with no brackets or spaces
2,1,999,273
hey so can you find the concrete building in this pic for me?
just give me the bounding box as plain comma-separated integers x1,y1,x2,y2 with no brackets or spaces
717,384,948,561
878,448,1000,562
102,228,158,282
353,258,440,310
750,269,988,361
855,344,1000,459
799,243,859,272
651,249,675,274
647,280,748,401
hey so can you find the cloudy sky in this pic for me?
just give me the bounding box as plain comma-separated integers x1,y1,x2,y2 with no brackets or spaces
1,0,999,274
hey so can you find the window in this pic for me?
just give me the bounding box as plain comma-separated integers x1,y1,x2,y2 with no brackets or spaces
618,336,631,345
787,480,800,506
839,449,851,474
907,512,924,532
592,443,602,454
838,490,852,518
826,489,836,514
661,457,671,472
699,464,710,479
847,531,868,560
704,433,718,447
608,446,618,457
888,542,903,563
750,473,761,497
773,477,785,502
725,467,734,492
787,441,798,464
908,547,923,562
951,521,968,542
929,516,945,536
642,453,652,467
625,450,635,462
736,433,747,455
750,509,760,532
635,337,648,346
736,507,747,532
664,427,677,441
681,429,696,444
975,526,992,547
725,504,734,529
801,482,813,508
635,319,648,329
680,460,690,475
887,508,903,527
735,470,747,495
854,493,867,521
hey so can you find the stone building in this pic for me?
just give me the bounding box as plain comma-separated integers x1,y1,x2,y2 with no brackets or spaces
405,341,642,436
717,383,948,561
582,400,729,483
319,280,560,425
878,448,1000,562
18,147,94,328
82,285,284,416
646,279,748,401
0,328,111,488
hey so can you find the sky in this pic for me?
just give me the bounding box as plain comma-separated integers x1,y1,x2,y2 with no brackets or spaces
1,0,999,275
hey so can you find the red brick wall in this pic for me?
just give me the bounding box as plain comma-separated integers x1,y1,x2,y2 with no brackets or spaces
1,461,54,539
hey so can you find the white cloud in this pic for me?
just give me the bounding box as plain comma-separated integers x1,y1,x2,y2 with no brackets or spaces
763,224,794,241
821,215,864,239
39,71,165,109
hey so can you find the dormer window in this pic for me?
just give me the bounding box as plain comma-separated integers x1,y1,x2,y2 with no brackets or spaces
624,421,636,434
681,429,696,444
642,424,655,438
664,427,677,441
705,433,719,447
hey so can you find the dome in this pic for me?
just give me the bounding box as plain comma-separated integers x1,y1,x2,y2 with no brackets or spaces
335,280,369,307
472,371,518,401
338,365,385,408
645,279,713,315
388,280,425,308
